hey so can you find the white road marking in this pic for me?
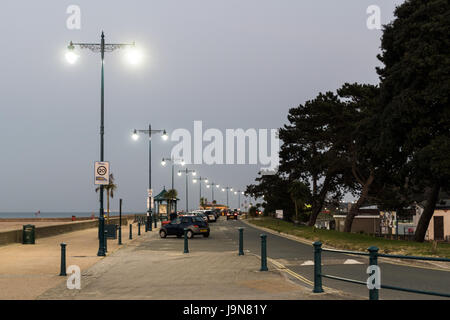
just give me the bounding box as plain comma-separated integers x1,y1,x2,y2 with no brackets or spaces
344,259,363,265
300,260,314,266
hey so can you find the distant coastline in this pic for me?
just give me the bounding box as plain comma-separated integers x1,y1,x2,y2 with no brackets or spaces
0,212,144,219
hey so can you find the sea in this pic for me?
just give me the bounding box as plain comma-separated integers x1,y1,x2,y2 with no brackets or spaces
0,212,145,219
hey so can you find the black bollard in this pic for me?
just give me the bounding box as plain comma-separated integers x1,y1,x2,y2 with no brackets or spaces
154,215,157,229
138,222,141,236
238,228,244,256
104,230,108,253
260,234,268,271
118,199,122,245
184,228,189,254
129,224,133,240
59,243,67,276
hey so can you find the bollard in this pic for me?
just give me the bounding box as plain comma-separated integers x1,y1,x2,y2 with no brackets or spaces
368,246,379,300
129,224,133,240
154,215,157,229
59,243,67,276
104,230,108,253
313,242,324,293
260,234,268,271
148,215,153,231
145,216,148,232
118,225,122,245
138,222,141,236
184,228,189,254
238,228,244,256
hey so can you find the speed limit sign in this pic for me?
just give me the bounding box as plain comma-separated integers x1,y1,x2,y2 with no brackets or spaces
95,161,110,185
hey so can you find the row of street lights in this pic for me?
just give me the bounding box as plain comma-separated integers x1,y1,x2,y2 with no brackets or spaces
66,32,248,257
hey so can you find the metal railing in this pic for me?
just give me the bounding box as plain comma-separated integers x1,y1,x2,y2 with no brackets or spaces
313,241,450,300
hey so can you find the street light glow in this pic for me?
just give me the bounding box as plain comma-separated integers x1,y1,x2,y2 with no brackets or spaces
205,179,208,184
65,51,79,64
178,172,182,176
162,130,168,141
161,160,166,166
125,47,143,65
132,129,139,141
193,179,197,183
192,171,196,176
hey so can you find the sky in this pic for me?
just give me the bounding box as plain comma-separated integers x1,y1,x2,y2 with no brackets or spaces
0,0,404,213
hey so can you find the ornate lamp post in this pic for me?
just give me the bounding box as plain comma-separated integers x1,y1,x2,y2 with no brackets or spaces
193,177,208,209
178,168,196,212
132,125,168,231
222,187,233,209
161,157,185,190
66,32,136,257
206,182,220,208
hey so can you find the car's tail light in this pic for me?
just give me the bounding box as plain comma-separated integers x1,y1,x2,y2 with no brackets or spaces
193,225,199,228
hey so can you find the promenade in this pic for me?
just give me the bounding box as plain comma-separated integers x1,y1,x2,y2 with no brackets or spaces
37,219,354,300
0,221,140,299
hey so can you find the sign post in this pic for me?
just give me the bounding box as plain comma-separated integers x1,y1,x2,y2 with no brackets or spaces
95,162,110,185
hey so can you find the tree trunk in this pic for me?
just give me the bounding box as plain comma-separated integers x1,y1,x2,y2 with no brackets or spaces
343,172,374,233
307,176,330,226
414,182,440,242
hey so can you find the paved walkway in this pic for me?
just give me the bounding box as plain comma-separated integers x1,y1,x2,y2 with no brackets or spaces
0,220,139,299
37,222,352,300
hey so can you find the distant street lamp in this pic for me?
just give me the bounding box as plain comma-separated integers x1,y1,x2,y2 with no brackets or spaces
222,187,233,208
234,190,244,210
132,125,168,230
178,168,196,212
206,182,220,207
161,157,184,190
193,177,208,209
66,32,136,257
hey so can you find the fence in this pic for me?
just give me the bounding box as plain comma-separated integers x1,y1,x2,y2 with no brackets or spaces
313,241,450,300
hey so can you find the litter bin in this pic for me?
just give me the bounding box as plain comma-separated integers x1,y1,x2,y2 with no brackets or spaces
104,224,118,239
72,215,76,221
23,225,35,244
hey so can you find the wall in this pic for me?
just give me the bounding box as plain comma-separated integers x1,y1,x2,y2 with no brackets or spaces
425,210,450,241
0,217,130,246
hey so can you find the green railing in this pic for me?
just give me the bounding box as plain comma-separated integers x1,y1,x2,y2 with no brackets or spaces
313,241,450,300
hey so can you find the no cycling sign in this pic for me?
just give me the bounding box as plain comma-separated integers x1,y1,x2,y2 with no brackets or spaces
94,161,110,185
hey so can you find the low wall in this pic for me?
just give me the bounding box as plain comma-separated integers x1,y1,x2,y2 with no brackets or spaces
0,217,130,246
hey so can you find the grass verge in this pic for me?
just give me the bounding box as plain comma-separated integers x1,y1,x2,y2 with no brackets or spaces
247,217,450,259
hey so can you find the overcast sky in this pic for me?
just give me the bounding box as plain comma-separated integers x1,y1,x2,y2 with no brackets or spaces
0,0,404,213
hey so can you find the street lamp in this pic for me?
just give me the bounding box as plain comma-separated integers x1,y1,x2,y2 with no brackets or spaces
222,187,233,209
178,168,196,212
193,177,208,209
234,190,244,210
132,125,168,231
206,182,219,207
67,32,136,257
161,157,184,190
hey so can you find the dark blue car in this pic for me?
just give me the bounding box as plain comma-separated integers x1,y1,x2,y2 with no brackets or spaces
159,215,210,239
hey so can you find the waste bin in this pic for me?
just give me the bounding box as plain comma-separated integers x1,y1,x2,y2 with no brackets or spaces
23,225,35,244
72,215,76,221
104,224,118,239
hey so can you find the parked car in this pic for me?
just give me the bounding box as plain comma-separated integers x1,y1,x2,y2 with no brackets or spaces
159,216,210,238
226,210,239,220
202,210,217,222
193,212,209,222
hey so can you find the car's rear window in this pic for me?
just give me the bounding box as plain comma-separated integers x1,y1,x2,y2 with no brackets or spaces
193,217,204,223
